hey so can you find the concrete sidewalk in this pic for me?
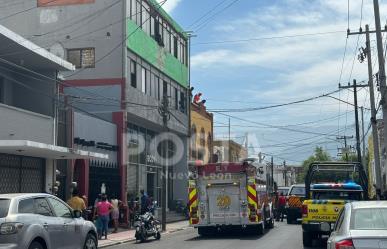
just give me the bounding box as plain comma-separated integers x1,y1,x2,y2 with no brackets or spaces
98,220,190,248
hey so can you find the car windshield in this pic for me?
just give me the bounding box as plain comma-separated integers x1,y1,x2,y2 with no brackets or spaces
313,191,362,200
352,208,387,230
0,199,10,218
278,189,289,196
290,187,305,196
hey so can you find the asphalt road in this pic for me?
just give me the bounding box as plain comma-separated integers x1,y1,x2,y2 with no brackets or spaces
108,222,327,249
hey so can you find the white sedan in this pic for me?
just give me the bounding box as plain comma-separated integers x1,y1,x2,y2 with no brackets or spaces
327,201,387,249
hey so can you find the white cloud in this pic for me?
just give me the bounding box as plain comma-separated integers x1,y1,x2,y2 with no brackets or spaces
162,0,182,13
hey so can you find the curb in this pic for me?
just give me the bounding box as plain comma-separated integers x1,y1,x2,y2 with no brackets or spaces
99,226,191,248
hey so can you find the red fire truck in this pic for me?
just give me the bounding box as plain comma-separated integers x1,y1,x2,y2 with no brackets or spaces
188,161,274,235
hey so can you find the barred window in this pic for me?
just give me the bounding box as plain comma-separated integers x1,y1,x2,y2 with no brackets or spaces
67,48,95,69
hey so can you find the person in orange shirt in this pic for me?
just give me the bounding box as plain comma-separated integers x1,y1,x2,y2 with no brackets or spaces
67,188,86,212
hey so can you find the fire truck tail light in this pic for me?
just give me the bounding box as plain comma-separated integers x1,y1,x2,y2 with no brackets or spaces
302,204,308,218
335,239,354,249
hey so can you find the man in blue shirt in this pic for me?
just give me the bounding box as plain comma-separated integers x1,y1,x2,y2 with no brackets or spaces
140,190,149,214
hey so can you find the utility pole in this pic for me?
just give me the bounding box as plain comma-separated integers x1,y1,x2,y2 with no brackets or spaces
361,106,367,168
365,24,382,193
283,161,287,186
228,118,231,162
336,135,354,161
348,22,386,197
271,156,274,192
339,80,367,163
158,95,171,231
373,0,387,198
354,80,362,163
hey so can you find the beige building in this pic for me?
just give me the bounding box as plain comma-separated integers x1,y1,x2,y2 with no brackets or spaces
190,103,214,163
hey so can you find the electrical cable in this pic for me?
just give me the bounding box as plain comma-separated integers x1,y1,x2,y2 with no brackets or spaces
193,31,345,45
0,0,61,21
208,89,342,112
186,0,228,29
194,0,241,33
65,0,168,78
213,111,341,137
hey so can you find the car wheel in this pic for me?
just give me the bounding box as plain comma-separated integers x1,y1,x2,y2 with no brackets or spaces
28,241,44,249
302,231,313,247
84,233,97,249
257,223,264,235
198,227,207,236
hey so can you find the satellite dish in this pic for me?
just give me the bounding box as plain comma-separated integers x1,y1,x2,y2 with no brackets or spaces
49,43,65,59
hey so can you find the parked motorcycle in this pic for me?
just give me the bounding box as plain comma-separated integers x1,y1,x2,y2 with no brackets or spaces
134,212,161,242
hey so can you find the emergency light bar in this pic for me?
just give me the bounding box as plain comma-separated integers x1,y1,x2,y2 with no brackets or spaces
312,183,362,190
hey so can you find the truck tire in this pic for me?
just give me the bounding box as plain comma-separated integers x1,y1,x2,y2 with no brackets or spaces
302,231,313,247
268,218,274,229
287,214,292,224
257,222,265,235
265,218,274,229
198,227,208,236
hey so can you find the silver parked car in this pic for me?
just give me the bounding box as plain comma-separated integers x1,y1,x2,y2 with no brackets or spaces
327,201,387,249
0,193,98,249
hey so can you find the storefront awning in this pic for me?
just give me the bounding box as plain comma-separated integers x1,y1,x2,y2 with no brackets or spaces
0,140,108,160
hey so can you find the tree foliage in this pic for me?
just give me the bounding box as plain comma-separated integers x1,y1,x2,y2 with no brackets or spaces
296,147,331,183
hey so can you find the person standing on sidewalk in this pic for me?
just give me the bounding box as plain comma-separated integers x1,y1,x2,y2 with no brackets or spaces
110,195,121,233
96,194,113,240
277,193,287,222
140,190,149,214
67,188,86,212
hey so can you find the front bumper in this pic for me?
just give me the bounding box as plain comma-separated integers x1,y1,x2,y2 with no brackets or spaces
302,222,333,234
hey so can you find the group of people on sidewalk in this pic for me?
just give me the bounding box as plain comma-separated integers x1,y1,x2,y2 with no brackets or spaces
67,189,121,240
67,188,157,240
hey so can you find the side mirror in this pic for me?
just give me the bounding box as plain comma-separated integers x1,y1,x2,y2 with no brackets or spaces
73,210,82,219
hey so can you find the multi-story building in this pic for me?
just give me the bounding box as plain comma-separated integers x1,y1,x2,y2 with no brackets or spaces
190,102,213,164
0,24,106,194
1,0,190,206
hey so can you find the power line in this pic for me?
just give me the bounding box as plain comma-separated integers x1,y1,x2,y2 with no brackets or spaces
0,59,158,109
194,0,241,32
186,0,228,29
193,30,345,45
208,89,342,112
66,0,168,78
213,111,342,137
0,0,60,21
0,0,164,57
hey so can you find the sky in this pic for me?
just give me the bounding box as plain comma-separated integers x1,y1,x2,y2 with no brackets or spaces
163,0,387,165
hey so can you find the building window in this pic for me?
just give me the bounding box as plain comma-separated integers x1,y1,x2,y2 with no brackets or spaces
130,0,136,20
141,67,146,93
67,48,95,69
142,1,150,35
163,81,168,97
136,0,141,26
191,125,197,160
200,128,205,147
156,76,160,100
174,87,178,110
179,91,186,113
207,133,212,162
130,60,137,88
173,36,178,58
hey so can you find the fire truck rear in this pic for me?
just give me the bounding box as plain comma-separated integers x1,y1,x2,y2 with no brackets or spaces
188,161,274,235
